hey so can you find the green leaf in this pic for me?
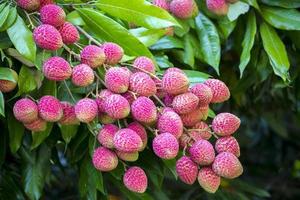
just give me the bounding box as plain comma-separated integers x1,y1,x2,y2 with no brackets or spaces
7,16,36,63
0,67,17,82
6,48,35,67
217,17,237,40
39,79,56,97
66,10,85,26
16,66,38,96
227,1,250,21
208,108,216,118
59,124,79,144
195,13,221,74
183,34,194,68
162,159,177,180
261,6,300,30
242,0,260,10
183,70,211,84
7,111,24,153
155,55,174,69
150,36,184,50
0,7,17,31
239,11,257,77
96,0,180,29
77,8,153,58
0,92,4,116
260,22,290,81
31,123,53,150
0,5,10,29
129,27,166,47
261,0,300,8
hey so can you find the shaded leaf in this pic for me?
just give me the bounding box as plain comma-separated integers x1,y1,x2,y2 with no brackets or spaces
31,123,53,150
261,0,300,8
7,111,24,153
59,124,79,144
0,67,16,82
0,92,4,116
16,66,39,96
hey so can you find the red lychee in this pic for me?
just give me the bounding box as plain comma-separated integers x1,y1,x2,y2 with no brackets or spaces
0,69,18,93
172,92,199,114
71,64,94,87
74,98,98,123
152,132,179,159
97,124,119,149
13,98,38,123
212,112,241,136
190,121,212,140
80,45,106,68
189,83,213,106
204,79,230,103
33,24,63,50
158,110,183,139
116,151,139,162
129,72,157,97
40,4,66,27
206,0,229,16
59,101,79,125
105,67,130,93
95,89,113,113
17,0,40,12
198,167,220,193
104,94,130,119
58,22,80,45
113,128,143,153
133,56,156,74
122,91,136,104
176,156,198,185
24,118,47,132
180,106,209,127
163,94,175,107
42,56,72,81
123,166,148,193
101,42,124,65
40,0,54,7
152,0,170,11
38,95,63,122
189,139,215,165
92,147,118,172
162,71,189,95
128,122,148,151
131,97,157,124
170,0,197,19
215,136,240,157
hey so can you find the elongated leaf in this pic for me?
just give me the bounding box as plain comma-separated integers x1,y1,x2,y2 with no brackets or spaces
261,6,300,30
31,123,53,149
7,16,36,62
243,0,260,10
150,36,184,50
239,11,257,77
162,159,177,180
129,28,166,47
96,0,180,29
7,111,24,153
260,22,290,81
59,124,79,144
0,5,10,28
0,7,17,31
77,8,153,58
16,66,38,96
195,13,220,74
183,35,194,68
261,0,300,8
217,17,237,40
183,70,211,84
0,67,17,82
227,1,250,21
0,92,4,116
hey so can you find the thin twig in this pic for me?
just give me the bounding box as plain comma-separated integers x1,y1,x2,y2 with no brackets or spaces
76,26,102,46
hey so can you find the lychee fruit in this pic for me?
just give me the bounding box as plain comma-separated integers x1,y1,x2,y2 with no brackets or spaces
97,124,119,149
43,56,72,81
33,24,63,50
170,0,196,19
71,64,94,87
133,56,156,74
163,94,175,107
122,91,136,104
131,97,157,124
215,136,240,157
104,94,130,119
157,110,183,139
212,152,243,179
95,89,113,113
165,67,185,74
162,71,189,95
59,101,79,125
172,92,199,114
179,133,191,148
113,128,143,153
128,122,148,151
176,156,198,185
116,151,139,162
38,95,63,122
189,140,215,165
190,121,212,140
17,0,40,12
180,106,209,127
206,0,229,16
204,79,230,103
152,132,179,159
189,83,213,106
99,113,116,124
24,118,47,132
40,0,54,7
0,69,18,93
123,166,148,193
58,22,80,45
105,67,130,93
152,0,170,11
74,98,98,123
40,4,66,27
92,147,118,172
13,98,38,123
212,113,241,136
198,167,221,193
80,45,106,68
101,42,124,65
129,72,157,97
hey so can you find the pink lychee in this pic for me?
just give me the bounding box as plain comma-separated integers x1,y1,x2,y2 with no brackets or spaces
113,128,143,152
163,94,175,107
172,92,199,114
215,136,240,157
71,64,94,87
92,147,118,172
17,0,40,12
189,140,215,165
59,101,79,125
176,156,198,185
131,97,157,124
43,56,72,81
95,89,113,113
74,98,98,123
0,69,18,93
204,79,230,103
13,98,38,123
99,113,116,124
190,121,212,140
198,167,221,193
189,83,213,106
122,91,136,104
40,0,54,7
58,22,80,45
180,106,209,127
165,67,185,74
105,67,130,93
162,71,189,95
33,24,63,50
206,0,229,16
116,151,139,162
40,4,66,27
123,166,148,193
104,94,130,119
157,110,183,139
128,122,148,151
24,118,47,132
129,72,157,97
101,42,124,65
133,56,156,74
152,0,170,11
38,95,63,122
97,124,119,149
212,113,241,136
179,133,191,148
152,132,179,159
80,45,106,68
170,0,196,19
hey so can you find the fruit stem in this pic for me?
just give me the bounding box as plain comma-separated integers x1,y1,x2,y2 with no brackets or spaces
63,44,81,61
76,26,102,46
121,63,161,81
153,94,166,107
63,81,76,103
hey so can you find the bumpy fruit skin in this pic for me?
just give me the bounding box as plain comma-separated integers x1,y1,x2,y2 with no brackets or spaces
113,128,143,153
179,133,191,148
176,156,198,185
80,45,106,68
105,67,130,93
172,92,199,114
101,42,124,65
128,122,148,150
152,132,179,159
133,56,156,74
97,124,119,149
215,136,240,157
166,67,185,74
13,98,38,123
123,167,148,193
180,106,209,127
99,113,116,124
43,57,72,81
206,0,229,16
59,101,79,125
212,113,240,136
74,98,98,123
0,69,18,93
212,152,243,179
122,91,136,104
33,24,63,50
40,0,54,7
38,95,63,122
24,118,47,132
131,97,157,124
40,4,66,27
189,140,215,165
104,94,130,119
129,72,157,97
17,0,40,12
58,22,80,45
158,110,183,139
116,151,139,162
71,64,94,87
198,167,221,193
204,79,230,103
92,147,118,172
162,71,189,95
163,94,175,107
152,0,170,11
170,0,195,19
96,89,113,113
190,121,212,140
190,83,213,106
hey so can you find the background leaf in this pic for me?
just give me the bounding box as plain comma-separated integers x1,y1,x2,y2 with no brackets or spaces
7,111,24,153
